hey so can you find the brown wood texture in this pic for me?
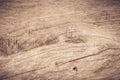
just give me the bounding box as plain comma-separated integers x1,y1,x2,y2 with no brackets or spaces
0,0,120,80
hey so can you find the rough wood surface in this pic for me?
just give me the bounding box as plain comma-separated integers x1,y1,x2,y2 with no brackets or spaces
0,0,120,80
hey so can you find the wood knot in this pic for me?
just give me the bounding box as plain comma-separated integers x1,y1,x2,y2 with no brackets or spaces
73,66,78,72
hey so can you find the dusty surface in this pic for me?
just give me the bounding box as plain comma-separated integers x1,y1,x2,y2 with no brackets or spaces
0,0,120,80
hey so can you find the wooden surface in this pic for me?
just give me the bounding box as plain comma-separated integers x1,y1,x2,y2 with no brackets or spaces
0,0,120,80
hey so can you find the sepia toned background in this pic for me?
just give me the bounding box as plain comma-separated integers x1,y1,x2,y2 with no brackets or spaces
0,0,120,80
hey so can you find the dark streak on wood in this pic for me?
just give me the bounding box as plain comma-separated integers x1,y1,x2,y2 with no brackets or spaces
57,48,120,66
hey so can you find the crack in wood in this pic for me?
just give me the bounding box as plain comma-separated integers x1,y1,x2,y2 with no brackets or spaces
56,47,120,66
